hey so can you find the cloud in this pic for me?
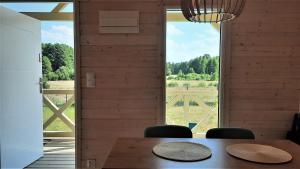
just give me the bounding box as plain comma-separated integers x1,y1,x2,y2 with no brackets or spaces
42,25,74,47
167,39,191,62
52,25,73,36
167,24,184,36
167,27,220,63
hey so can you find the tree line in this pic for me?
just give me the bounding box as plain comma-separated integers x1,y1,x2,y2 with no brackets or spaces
42,44,219,88
166,54,219,81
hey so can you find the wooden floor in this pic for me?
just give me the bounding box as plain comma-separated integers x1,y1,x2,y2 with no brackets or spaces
25,138,75,169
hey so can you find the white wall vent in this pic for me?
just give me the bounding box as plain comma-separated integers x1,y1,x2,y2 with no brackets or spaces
99,10,139,34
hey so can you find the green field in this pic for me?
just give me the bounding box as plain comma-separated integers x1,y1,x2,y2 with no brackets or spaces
166,80,219,137
48,80,74,89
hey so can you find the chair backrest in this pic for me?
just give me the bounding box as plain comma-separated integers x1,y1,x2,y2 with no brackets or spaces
206,128,255,139
144,125,193,138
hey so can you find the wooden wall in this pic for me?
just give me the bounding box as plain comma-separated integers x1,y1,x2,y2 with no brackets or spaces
76,0,164,168
76,0,300,168
225,0,300,138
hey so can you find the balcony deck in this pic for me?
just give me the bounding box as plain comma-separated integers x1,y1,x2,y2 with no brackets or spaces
25,138,75,169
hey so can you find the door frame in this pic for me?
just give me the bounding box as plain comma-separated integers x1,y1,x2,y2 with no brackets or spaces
219,23,232,127
73,0,82,168
1,0,81,168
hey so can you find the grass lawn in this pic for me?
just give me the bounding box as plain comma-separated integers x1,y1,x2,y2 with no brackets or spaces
166,80,219,137
44,80,75,131
43,105,75,132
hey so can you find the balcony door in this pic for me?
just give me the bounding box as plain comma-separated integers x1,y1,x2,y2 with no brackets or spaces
0,6,43,168
165,10,221,138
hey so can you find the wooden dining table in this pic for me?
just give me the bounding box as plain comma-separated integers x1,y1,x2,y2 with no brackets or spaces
103,138,300,169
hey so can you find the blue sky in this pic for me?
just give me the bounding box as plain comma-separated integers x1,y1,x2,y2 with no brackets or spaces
1,4,220,63
167,22,220,63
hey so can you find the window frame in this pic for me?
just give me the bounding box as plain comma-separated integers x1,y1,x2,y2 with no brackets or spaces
163,8,229,132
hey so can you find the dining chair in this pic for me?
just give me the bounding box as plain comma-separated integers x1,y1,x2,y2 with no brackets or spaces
206,128,255,139
144,125,193,138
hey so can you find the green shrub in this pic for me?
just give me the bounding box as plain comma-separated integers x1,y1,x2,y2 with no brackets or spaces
167,82,179,87
209,72,219,81
189,101,199,106
167,76,176,80
174,101,199,107
176,73,212,81
205,101,218,107
55,66,73,80
175,101,184,107
48,72,59,81
43,80,50,89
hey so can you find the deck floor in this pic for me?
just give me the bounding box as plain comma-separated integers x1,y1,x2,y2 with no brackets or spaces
25,138,75,169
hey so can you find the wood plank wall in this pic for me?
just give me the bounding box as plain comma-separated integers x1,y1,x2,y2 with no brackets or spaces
77,0,164,168
226,0,300,139
77,0,300,167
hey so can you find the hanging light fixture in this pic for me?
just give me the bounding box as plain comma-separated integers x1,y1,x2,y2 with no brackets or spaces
181,0,246,23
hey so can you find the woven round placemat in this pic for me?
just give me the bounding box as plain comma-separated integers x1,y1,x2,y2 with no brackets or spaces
152,142,212,162
226,143,292,164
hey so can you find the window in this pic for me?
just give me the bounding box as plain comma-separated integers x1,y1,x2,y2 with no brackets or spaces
166,11,220,138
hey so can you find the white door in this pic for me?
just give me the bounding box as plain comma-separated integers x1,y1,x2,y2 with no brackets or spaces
0,6,43,169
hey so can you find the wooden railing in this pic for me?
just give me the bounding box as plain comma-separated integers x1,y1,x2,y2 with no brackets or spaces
43,89,75,137
166,90,218,134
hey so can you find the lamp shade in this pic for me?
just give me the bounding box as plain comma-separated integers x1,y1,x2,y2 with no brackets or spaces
181,0,246,23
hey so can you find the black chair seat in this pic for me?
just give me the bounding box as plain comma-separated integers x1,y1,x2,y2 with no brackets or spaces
286,113,300,144
206,128,255,139
144,125,193,138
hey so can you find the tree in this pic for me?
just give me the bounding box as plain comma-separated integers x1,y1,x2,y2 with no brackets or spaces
42,43,74,80
166,63,172,76
206,59,214,74
179,62,189,74
206,57,219,75
42,43,74,72
55,66,72,80
173,63,181,74
199,57,208,74
178,69,184,78
48,72,59,81
42,56,52,80
188,67,195,73
190,58,201,74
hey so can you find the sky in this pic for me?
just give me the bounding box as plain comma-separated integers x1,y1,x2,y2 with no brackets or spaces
167,21,220,63
1,3,220,63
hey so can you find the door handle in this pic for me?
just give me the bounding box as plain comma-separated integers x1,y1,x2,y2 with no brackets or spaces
39,78,43,94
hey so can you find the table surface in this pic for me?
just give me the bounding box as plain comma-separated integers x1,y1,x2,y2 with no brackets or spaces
103,138,300,169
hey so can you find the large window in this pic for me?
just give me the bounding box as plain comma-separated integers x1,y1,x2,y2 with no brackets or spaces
166,11,220,138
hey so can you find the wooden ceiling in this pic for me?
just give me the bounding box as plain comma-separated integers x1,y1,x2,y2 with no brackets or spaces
2,0,73,21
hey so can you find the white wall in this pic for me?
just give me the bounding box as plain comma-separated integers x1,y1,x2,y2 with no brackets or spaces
0,6,43,169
